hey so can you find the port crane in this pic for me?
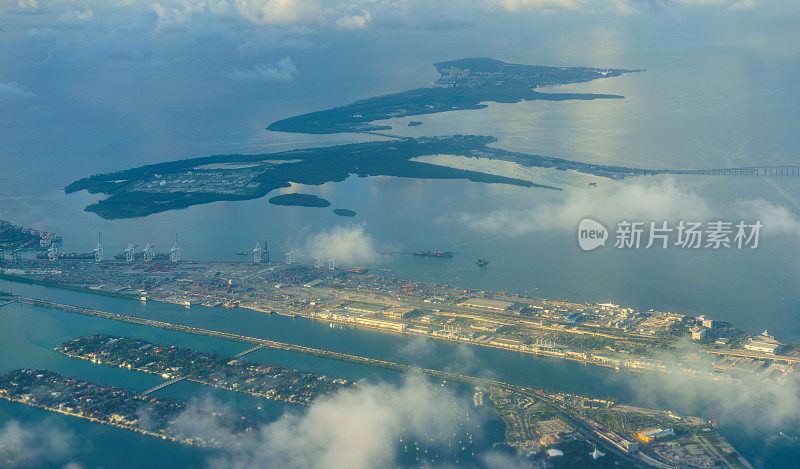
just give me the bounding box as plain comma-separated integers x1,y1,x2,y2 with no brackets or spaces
253,241,263,263
93,233,104,261
169,235,180,262
124,243,137,262
709,405,718,428
142,244,156,262
47,243,59,261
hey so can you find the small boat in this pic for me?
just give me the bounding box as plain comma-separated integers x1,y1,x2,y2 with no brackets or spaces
475,258,489,267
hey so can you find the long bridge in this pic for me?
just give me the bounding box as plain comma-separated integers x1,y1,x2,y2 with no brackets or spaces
233,343,266,358
12,296,507,385
657,166,800,177
142,377,185,395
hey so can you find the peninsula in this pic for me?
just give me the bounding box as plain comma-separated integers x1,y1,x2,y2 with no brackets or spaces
267,58,637,134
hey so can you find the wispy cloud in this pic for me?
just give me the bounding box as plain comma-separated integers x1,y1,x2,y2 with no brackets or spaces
608,339,800,434
447,176,800,240
0,82,34,99
0,419,80,467
446,177,711,236
230,56,297,82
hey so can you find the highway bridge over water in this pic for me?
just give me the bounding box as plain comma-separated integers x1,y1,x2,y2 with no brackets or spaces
658,166,800,177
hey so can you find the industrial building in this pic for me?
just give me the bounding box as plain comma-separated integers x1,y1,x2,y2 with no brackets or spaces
636,428,675,444
460,297,513,312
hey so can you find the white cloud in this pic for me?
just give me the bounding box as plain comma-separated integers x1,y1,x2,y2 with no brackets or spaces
336,12,370,29
0,419,79,467
449,177,800,240
204,372,482,469
736,198,800,236
232,0,324,25
728,0,756,10
230,55,297,81
58,8,93,22
493,0,585,13
0,82,34,99
1,0,774,36
449,177,710,236
610,339,800,434
299,224,379,265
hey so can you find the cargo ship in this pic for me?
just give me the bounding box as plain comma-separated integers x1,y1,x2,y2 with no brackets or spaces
412,251,453,258
475,258,490,267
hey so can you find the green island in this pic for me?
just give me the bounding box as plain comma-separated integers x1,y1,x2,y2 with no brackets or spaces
333,208,357,217
267,58,636,134
65,135,659,219
269,193,331,208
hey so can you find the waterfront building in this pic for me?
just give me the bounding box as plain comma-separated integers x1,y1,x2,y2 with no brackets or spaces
744,331,783,354
636,428,675,444
690,326,707,341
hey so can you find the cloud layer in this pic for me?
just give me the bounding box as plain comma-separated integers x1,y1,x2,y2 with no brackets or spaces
450,177,711,236
0,419,79,467
449,176,800,240
2,0,783,33
0,82,34,99
610,339,800,434
230,55,297,81
206,372,483,469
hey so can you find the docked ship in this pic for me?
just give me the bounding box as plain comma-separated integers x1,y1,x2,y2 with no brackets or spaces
412,251,453,258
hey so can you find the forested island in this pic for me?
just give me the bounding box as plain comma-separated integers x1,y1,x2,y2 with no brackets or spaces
333,208,357,217
269,193,331,207
65,135,656,219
